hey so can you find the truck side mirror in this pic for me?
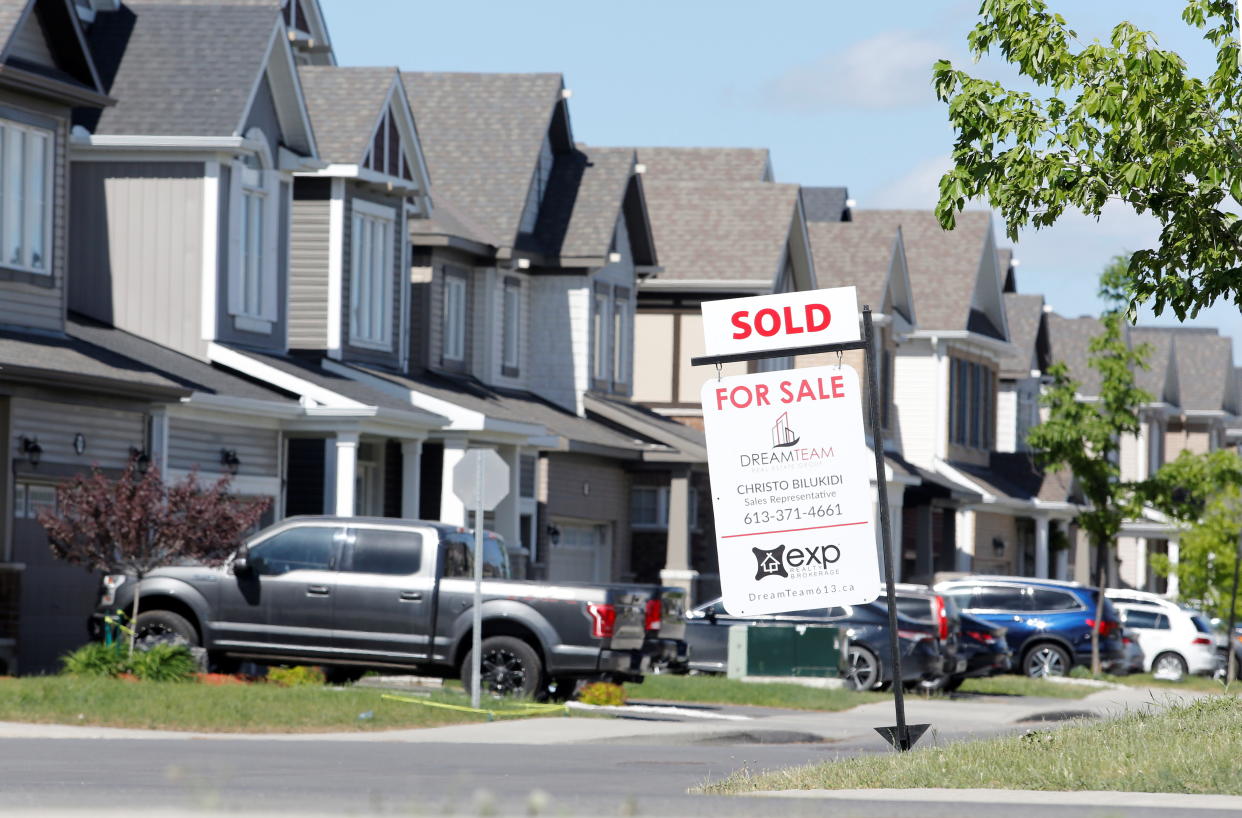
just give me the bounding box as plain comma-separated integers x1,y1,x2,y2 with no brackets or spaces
233,546,252,576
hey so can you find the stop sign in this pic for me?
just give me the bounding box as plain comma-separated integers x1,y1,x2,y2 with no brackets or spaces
451,448,510,511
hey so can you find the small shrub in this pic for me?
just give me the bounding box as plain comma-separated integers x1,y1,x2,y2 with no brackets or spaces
61,642,126,678
128,644,196,682
267,665,326,687
577,681,626,707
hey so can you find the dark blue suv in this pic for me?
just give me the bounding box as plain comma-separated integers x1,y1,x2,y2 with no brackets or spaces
934,577,1124,677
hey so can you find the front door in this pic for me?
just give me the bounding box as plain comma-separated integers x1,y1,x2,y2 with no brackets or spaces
332,525,435,663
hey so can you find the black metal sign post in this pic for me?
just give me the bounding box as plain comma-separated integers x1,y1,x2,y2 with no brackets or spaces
692,304,927,752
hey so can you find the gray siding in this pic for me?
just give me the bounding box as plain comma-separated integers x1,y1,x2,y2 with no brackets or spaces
288,178,331,349
341,186,404,367
10,11,54,68
69,162,205,357
167,417,280,477
216,178,289,352
10,397,147,471
0,96,68,332
243,77,283,161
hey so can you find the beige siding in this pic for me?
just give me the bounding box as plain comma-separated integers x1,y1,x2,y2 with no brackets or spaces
972,511,1018,575
167,417,280,477
545,453,631,581
69,163,205,358
893,342,939,466
632,312,675,403
676,313,745,404
10,398,146,471
288,194,330,348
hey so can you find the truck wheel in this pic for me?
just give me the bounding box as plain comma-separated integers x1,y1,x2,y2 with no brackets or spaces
133,610,198,651
461,636,544,699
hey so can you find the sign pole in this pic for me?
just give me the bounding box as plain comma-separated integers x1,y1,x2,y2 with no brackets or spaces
471,449,484,710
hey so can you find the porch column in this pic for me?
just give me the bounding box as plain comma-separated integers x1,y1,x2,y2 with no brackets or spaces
1134,538,1149,590
1166,538,1180,597
886,484,904,582
1054,525,1070,580
400,440,422,519
439,438,469,526
660,466,698,604
333,431,359,517
1034,515,1050,579
954,508,976,572
493,444,522,549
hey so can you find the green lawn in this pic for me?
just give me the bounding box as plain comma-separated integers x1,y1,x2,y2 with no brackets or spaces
625,673,885,711
701,695,1242,795
952,674,1099,699
1074,671,1236,694
0,676,561,733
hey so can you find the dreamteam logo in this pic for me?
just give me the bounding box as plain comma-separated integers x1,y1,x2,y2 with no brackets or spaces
752,543,843,581
771,412,800,448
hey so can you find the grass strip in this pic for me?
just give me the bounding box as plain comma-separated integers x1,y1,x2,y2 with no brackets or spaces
625,674,885,711
952,675,1098,699
0,676,555,733
1072,671,1237,694
700,695,1242,795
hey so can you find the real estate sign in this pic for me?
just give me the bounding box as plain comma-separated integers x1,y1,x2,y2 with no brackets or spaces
699,286,860,358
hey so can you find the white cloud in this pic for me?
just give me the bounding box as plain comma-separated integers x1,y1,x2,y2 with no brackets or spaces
761,30,949,112
866,153,954,208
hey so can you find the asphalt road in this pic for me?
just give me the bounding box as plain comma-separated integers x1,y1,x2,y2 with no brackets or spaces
2,735,1236,818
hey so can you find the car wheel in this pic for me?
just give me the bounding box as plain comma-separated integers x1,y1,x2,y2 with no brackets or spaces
133,610,198,651
461,636,544,699
845,645,880,691
1023,643,1070,678
1152,652,1188,681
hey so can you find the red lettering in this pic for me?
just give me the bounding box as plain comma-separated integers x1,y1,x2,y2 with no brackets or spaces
730,386,753,408
715,387,729,410
806,303,831,332
755,308,780,337
731,311,752,340
831,375,844,398
782,306,804,334
755,384,770,405
818,377,831,399
797,380,815,400
779,381,794,403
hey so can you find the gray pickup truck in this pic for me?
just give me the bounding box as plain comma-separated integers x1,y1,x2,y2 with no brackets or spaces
90,516,663,697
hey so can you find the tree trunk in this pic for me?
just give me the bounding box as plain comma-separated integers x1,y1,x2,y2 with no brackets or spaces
127,577,142,658
1092,536,1106,677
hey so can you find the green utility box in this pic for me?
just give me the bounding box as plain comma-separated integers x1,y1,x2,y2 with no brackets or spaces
726,624,844,679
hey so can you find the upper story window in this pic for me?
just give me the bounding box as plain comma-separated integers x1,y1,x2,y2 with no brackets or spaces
364,108,414,183
229,131,279,332
0,119,52,275
592,284,611,384
949,357,995,449
442,269,467,364
502,277,522,377
612,286,630,388
349,200,395,349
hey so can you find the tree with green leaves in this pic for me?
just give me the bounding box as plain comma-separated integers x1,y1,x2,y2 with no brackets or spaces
934,0,1242,319
1026,263,1150,674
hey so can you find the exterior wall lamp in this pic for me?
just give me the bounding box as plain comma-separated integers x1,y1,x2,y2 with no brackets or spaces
129,447,151,474
220,448,241,476
19,436,42,468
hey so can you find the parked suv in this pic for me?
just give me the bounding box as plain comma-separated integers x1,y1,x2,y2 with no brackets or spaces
90,517,671,697
935,577,1124,677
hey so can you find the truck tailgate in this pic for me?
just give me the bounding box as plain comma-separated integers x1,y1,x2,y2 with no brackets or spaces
608,589,647,652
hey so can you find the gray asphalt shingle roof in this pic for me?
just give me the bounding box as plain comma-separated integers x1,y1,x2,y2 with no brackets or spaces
225,348,435,414
0,325,185,395
85,0,281,137
524,145,637,261
1045,313,1104,396
68,315,295,403
805,218,898,311
642,180,799,285
0,1,28,57
635,147,771,182
852,210,993,333
1000,293,1044,377
953,452,1075,504
802,186,850,223
1169,329,1234,412
298,65,396,165
402,72,563,248
1128,327,1177,403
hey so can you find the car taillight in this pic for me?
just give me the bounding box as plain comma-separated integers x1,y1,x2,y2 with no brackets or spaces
965,630,996,644
586,603,616,639
896,629,933,643
644,599,662,632
1086,619,1120,638
1192,637,1213,645
934,595,949,641
100,574,126,606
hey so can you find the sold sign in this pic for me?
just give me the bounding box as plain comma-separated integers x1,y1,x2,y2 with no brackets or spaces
700,286,860,358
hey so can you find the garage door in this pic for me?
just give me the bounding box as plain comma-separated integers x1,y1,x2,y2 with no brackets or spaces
547,521,611,584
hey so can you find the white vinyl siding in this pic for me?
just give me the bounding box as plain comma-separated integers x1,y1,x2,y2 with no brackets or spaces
443,273,466,362
0,119,52,275
349,199,395,349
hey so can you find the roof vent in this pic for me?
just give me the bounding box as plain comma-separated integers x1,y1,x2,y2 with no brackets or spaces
561,89,573,99
634,163,646,175
845,198,857,208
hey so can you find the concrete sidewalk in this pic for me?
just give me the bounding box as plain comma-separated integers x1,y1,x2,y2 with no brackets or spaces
0,684,1200,747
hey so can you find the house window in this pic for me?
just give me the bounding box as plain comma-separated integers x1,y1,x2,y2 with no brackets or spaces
502,277,521,376
442,271,467,363
349,201,395,349
949,357,995,449
593,286,610,383
239,184,265,318
0,120,52,274
612,287,629,387
632,486,664,528
229,132,279,331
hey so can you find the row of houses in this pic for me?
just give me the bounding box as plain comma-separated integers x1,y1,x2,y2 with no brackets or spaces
0,0,1235,674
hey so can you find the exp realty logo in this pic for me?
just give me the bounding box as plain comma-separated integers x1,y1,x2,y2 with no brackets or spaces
752,543,842,581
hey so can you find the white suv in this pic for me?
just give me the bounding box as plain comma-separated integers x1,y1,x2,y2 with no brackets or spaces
1108,598,1218,680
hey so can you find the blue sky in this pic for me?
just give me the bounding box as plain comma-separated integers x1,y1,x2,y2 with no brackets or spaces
321,0,1242,353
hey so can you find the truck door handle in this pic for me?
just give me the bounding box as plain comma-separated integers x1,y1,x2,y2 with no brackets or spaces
307,585,330,596
400,591,423,601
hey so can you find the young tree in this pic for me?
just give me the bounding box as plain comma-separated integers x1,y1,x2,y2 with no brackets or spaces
37,458,269,654
1026,265,1150,673
934,0,1242,320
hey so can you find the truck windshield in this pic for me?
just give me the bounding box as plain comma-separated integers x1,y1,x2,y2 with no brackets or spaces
442,533,510,580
